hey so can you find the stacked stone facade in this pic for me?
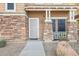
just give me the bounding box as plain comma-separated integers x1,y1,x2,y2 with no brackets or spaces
0,16,27,42
67,21,78,42
43,20,54,42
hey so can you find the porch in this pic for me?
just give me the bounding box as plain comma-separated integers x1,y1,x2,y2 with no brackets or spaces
25,4,78,42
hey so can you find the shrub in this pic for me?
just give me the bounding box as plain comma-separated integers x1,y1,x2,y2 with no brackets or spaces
0,37,6,48
59,36,69,41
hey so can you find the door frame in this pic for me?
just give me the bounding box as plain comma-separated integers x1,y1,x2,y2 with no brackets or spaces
29,18,39,39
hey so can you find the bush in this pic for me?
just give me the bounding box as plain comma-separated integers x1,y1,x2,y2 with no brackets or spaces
59,37,69,41
0,37,6,48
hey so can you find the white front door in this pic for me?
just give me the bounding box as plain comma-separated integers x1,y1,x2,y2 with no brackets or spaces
29,18,39,39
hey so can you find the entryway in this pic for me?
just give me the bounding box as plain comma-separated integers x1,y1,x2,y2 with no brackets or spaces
29,18,39,40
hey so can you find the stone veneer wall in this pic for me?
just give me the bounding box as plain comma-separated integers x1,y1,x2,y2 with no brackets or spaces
67,21,78,42
0,16,27,42
43,21,53,42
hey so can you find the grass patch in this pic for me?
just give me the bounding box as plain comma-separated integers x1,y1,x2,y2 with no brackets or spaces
0,37,6,48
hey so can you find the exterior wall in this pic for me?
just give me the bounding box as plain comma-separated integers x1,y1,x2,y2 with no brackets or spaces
0,3,78,42
51,11,69,17
0,3,5,12
27,11,69,40
0,3,25,13
0,16,27,42
16,3,25,12
0,3,27,42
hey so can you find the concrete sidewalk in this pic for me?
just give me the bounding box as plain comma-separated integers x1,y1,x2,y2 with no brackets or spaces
19,40,45,56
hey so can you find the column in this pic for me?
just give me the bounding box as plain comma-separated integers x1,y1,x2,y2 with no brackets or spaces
46,10,47,20
43,10,54,42
68,9,78,42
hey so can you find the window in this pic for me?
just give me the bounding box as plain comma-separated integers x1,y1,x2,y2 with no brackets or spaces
58,19,65,31
5,3,16,12
52,19,65,32
7,3,14,10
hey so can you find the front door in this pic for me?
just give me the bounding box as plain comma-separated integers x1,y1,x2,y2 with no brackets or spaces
52,18,67,40
29,18,39,40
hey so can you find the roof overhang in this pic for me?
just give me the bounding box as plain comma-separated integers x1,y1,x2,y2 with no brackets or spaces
25,4,79,11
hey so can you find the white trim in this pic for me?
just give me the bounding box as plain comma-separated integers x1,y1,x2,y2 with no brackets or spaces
69,10,72,21
0,13,25,16
29,18,39,39
49,10,51,20
55,20,58,32
25,9,77,11
50,17,67,19
45,10,48,20
67,20,77,22
68,10,76,22
72,10,75,20
25,5,79,9
5,3,16,12
45,19,52,23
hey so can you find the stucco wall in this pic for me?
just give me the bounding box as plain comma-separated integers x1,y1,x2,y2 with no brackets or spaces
0,3,5,12
51,11,69,17
27,11,45,40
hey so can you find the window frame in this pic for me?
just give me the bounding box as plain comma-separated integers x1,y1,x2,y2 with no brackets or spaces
5,3,16,12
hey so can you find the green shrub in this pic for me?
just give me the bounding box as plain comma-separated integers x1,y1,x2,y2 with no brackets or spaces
59,37,69,41
0,37,6,48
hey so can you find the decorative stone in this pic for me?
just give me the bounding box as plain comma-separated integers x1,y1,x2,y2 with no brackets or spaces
43,20,53,42
56,41,78,56
67,21,78,42
0,16,27,42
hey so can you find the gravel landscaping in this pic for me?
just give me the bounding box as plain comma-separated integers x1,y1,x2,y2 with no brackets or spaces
43,41,58,56
43,41,79,56
0,41,26,56
69,42,79,55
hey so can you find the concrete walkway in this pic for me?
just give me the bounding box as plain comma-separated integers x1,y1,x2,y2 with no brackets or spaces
19,40,45,56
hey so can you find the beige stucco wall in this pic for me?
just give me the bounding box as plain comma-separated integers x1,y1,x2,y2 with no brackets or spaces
51,11,69,17
27,11,45,40
0,3,5,12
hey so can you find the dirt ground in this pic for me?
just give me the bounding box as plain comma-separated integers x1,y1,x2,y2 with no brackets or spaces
0,41,26,56
43,41,79,56
43,41,58,56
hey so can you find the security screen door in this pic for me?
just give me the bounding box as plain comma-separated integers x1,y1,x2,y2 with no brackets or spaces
29,18,39,40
